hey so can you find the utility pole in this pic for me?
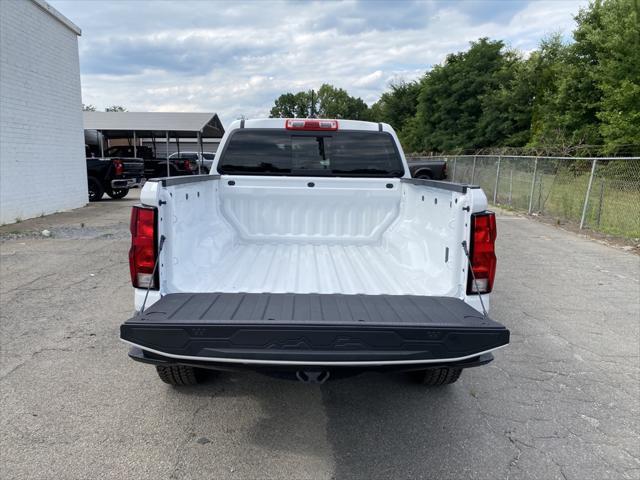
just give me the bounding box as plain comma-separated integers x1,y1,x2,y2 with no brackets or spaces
309,90,315,118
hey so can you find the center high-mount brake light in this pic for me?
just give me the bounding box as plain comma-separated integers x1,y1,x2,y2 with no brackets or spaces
129,205,158,289
285,119,339,131
467,211,497,295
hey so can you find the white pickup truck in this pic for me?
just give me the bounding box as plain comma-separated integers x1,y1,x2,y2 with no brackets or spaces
120,118,508,386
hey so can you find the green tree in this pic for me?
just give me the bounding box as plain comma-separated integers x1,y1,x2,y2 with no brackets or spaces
315,84,370,120
476,50,532,148
587,0,640,150
269,92,314,117
370,80,421,131
82,103,96,111
528,34,601,148
104,105,127,112
528,0,639,153
412,38,520,152
269,84,370,119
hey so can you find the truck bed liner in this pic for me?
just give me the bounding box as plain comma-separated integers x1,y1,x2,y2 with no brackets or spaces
181,243,449,296
121,293,509,365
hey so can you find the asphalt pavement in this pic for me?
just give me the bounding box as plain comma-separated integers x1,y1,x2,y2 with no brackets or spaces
1,190,638,480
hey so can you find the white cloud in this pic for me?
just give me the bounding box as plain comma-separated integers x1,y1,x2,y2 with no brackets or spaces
52,0,588,125
354,70,384,88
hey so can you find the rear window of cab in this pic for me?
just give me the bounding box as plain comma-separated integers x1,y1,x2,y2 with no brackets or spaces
217,129,404,177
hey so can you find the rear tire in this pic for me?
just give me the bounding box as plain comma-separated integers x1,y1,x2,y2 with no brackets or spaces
410,368,462,386
88,177,104,202
156,365,204,386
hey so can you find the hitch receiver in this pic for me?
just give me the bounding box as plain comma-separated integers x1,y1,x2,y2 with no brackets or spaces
296,370,330,384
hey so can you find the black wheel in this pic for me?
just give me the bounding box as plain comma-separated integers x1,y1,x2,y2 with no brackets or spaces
416,173,432,180
155,365,204,386
88,176,104,202
106,188,130,199
409,368,462,386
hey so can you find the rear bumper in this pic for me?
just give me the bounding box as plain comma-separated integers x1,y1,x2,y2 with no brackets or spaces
126,345,497,374
111,177,142,189
120,293,509,370
122,338,506,367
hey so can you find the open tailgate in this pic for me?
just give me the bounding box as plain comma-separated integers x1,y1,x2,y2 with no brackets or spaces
121,293,509,365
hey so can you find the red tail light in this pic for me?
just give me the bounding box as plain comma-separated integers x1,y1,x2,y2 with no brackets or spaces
114,159,124,176
467,211,497,294
285,119,339,131
129,206,158,289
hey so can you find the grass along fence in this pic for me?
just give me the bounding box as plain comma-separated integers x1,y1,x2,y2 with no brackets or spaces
431,155,640,239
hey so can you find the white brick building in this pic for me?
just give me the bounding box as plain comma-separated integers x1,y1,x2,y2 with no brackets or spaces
0,0,85,225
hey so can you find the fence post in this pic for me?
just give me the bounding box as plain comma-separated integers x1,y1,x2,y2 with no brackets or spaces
471,155,477,184
537,172,543,213
596,179,605,227
493,155,501,204
580,159,598,230
528,157,538,214
508,168,513,206
451,156,457,182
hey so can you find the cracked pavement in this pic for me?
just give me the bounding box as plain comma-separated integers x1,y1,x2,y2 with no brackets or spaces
1,190,639,480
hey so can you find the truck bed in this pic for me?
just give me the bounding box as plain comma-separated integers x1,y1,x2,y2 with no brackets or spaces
157,176,472,298
121,293,509,365
185,242,450,295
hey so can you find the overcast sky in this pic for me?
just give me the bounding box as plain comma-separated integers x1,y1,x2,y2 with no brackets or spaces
51,0,587,126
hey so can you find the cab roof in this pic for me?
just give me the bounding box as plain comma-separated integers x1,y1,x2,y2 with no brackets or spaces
228,118,391,132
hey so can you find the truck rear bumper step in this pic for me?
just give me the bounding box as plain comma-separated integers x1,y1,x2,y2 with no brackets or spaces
123,340,505,366
120,293,509,366
111,177,141,189
126,346,497,376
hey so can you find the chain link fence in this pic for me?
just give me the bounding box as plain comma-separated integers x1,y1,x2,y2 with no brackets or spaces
434,155,640,238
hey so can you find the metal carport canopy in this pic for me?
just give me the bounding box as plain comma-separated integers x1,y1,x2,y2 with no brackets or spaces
82,111,225,138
